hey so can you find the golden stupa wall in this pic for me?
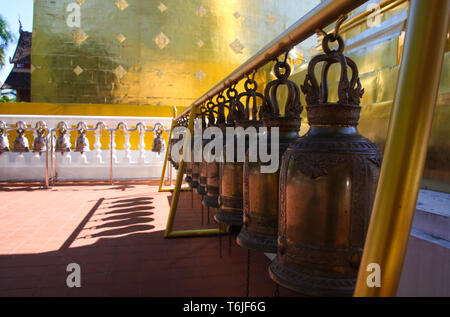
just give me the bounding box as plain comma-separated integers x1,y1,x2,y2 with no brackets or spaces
30,0,320,107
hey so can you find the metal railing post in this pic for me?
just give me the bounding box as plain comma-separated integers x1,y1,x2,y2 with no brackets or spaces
354,0,450,297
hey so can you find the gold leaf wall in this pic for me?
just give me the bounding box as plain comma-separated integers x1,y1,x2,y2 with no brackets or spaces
31,0,320,106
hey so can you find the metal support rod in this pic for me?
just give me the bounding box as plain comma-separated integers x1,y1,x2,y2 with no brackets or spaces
110,130,113,185
246,249,251,297
44,135,49,188
164,106,198,237
159,119,175,191
174,0,367,120
201,203,204,226
219,226,222,258
54,137,58,183
50,129,54,185
354,0,450,297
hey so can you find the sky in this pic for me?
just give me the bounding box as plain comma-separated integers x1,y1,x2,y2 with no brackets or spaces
0,0,34,85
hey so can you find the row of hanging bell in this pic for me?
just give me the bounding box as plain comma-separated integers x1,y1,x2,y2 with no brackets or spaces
0,126,47,154
236,60,303,253
267,33,382,296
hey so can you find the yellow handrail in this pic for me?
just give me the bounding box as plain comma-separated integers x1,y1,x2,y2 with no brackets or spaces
354,0,450,296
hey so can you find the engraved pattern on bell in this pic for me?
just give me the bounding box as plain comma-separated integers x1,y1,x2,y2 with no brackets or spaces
269,32,382,297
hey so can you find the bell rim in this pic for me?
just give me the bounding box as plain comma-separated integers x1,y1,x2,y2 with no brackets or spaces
268,256,356,297
214,209,243,227
202,195,219,208
196,185,207,196
236,227,277,253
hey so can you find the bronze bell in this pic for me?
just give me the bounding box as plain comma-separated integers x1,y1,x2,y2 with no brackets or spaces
152,124,165,154
55,126,71,153
189,119,202,189
33,127,47,154
75,128,90,154
197,105,209,195
12,128,30,153
214,87,247,227
0,125,10,154
203,97,223,209
236,70,302,253
269,33,382,296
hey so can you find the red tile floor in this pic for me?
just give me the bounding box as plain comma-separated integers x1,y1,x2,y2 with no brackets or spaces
0,182,300,297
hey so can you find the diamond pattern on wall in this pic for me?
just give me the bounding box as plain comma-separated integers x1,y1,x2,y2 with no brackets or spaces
157,3,167,13
154,32,170,49
196,5,207,17
71,29,88,45
194,69,206,81
115,0,129,11
156,69,164,78
116,33,126,43
229,38,244,54
234,11,241,19
73,66,84,76
76,0,86,5
196,39,204,48
114,65,127,79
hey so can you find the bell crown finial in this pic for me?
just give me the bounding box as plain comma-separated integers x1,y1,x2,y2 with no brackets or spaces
260,56,303,119
301,33,364,107
301,29,364,126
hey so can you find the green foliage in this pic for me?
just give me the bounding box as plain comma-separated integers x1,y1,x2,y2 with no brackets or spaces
0,14,13,69
0,90,16,102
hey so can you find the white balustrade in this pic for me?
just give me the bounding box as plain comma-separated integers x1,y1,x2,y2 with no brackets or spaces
0,115,176,183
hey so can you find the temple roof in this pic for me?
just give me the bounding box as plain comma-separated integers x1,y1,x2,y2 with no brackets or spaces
10,30,32,65
1,67,30,90
1,30,32,90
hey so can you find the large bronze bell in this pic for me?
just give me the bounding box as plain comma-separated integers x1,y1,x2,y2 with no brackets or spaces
75,128,90,154
152,124,165,154
33,127,47,154
55,126,71,153
12,128,30,153
269,33,382,296
237,68,302,253
214,88,246,227
0,125,10,154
